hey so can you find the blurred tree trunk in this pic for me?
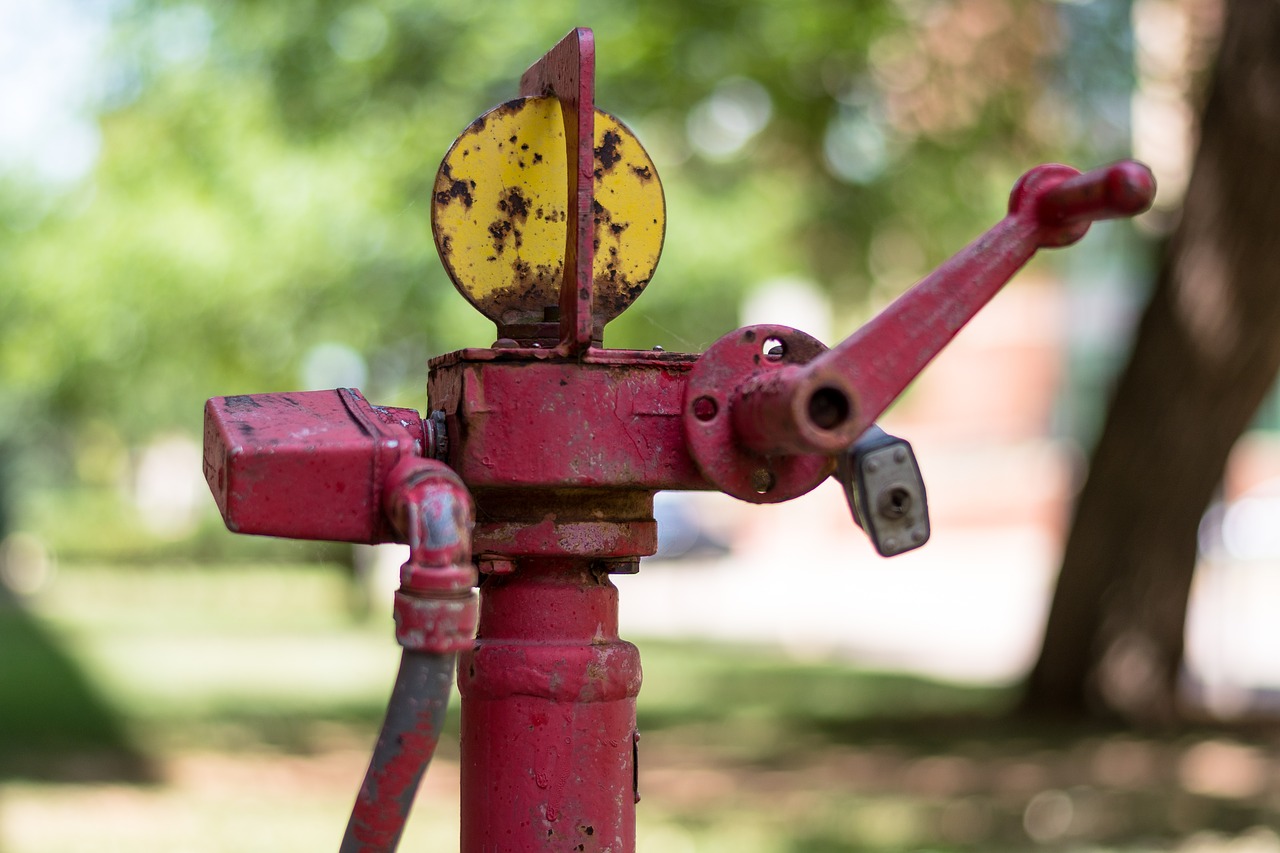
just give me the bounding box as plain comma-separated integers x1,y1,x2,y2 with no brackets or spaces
1024,0,1280,724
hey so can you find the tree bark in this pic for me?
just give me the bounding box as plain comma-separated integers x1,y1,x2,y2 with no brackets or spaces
1024,0,1280,724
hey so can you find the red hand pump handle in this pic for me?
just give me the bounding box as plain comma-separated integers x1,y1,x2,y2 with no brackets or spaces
732,161,1155,458
684,160,1154,503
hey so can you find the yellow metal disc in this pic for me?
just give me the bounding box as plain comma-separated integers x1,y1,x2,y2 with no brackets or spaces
431,97,665,329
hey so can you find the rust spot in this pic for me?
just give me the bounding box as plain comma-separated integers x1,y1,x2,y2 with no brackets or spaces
594,129,623,176
492,99,525,117
488,219,513,253
632,164,653,180
223,395,262,412
498,187,531,221
534,152,543,163
491,258,562,311
435,179,474,209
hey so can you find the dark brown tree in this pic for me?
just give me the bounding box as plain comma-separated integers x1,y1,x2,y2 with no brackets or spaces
1025,0,1280,723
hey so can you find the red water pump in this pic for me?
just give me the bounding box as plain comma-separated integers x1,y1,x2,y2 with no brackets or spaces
202,28,1154,853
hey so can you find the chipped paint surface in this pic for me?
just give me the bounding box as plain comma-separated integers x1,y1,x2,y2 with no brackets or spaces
459,559,639,852
431,96,665,330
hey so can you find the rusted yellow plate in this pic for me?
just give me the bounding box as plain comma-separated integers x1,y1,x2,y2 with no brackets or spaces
431,97,665,329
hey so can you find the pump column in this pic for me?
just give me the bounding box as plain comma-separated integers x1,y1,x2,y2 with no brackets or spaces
458,557,642,853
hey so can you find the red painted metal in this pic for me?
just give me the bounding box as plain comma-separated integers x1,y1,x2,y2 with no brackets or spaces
690,161,1157,481
428,349,702,492
203,388,424,543
342,651,458,853
383,458,479,654
684,325,835,503
458,557,641,852
199,26,1159,853
344,457,477,853
519,27,597,354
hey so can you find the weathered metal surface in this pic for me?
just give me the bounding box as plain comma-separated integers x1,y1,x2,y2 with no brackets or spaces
382,458,479,653
683,325,835,502
687,161,1158,465
341,651,457,853
382,458,474,573
520,27,596,352
431,97,664,346
203,388,423,543
469,488,656,558
429,353,705,492
343,459,477,853
459,558,640,853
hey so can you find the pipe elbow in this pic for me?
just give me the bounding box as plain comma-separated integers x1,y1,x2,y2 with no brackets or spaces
383,458,479,653
383,457,475,573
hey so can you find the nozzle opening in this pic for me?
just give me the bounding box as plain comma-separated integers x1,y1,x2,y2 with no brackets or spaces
808,386,852,431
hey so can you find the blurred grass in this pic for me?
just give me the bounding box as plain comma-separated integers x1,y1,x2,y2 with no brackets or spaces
1,561,1279,852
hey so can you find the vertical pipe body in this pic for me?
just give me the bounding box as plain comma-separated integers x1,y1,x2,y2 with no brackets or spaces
458,558,641,852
